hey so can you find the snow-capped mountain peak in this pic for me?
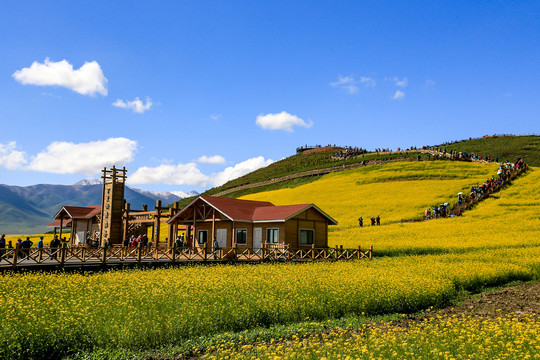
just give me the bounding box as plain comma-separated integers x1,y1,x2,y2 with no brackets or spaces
74,179,102,186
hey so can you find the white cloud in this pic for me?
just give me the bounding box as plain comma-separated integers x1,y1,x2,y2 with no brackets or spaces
28,138,137,175
129,163,210,187
128,156,274,188
12,58,107,96
197,155,226,164
387,77,408,88
0,142,27,169
330,76,358,94
212,156,274,186
113,97,153,114
256,111,312,132
330,75,376,94
209,114,221,120
393,90,405,100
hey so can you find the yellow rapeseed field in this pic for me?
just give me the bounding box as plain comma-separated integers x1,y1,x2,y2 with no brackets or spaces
242,161,498,228
2,161,539,359
205,314,540,360
330,167,540,255
1,246,538,358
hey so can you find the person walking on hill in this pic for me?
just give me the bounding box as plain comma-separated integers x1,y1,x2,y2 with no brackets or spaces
358,216,363,227
376,215,381,226
370,216,375,226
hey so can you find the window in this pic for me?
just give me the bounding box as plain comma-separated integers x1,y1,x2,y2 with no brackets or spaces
266,228,279,244
236,229,247,245
299,229,315,245
198,230,208,245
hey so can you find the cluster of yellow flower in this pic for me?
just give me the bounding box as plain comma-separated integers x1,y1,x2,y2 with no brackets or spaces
0,246,538,358
204,314,540,359
242,161,498,228
1,162,538,359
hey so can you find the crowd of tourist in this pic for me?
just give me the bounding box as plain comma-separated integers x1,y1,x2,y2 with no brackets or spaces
333,146,368,159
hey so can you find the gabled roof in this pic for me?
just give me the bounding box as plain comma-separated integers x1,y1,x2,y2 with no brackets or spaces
53,205,102,220
200,196,274,221
168,196,338,225
47,218,73,227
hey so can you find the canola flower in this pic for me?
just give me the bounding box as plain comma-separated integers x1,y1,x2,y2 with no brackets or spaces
204,314,540,360
1,161,539,359
330,167,540,255
0,247,539,359
241,161,498,228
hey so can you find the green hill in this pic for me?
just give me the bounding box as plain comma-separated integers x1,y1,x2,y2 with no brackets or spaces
173,134,539,207
436,135,539,166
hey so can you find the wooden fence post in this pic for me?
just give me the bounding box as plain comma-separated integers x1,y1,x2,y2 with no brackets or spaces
172,244,176,264
203,246,207,262
137,243,142,264
311,244,315,260
358,245,361,259
60,243,67,266
102,244,107,265
369,245,373,260
12,244,19,269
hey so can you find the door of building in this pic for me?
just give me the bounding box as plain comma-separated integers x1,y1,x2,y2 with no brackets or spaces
216,228,227,248
77,231,86,245
253,227,262,251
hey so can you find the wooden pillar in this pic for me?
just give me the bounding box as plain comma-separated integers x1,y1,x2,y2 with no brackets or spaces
154,200,161,247
59,215,64,241
192,205,197,248
173,203,179,245
232,221,236,247
123,202,130,244
168,220,174,247
12,243,19,269
70,219,75,245
211,208,216,244
187,224,192,247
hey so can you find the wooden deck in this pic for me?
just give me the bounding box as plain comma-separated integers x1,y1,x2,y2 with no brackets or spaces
0,244,372,271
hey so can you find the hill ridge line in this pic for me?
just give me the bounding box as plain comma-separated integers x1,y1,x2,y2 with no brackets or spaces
214,150,491,197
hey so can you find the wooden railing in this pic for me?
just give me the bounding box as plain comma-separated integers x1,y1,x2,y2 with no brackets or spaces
0,244,372,269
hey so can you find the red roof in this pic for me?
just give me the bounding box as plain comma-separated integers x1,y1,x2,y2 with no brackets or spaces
48,218,73,227
168,196,337,225
252,204,311,221
200,196,274,221
54,205,102,220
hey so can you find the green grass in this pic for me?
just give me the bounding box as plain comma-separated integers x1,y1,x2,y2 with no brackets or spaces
169,135,539,210
440,135,540,166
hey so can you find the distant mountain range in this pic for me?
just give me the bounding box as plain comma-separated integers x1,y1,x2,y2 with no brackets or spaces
0,180,198,234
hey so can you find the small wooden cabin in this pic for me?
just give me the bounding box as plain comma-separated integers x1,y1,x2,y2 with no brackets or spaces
48,205,101,245
167,195,338,249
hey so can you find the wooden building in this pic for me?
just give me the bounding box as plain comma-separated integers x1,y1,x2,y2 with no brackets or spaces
167,196,338,249
49,205,101,245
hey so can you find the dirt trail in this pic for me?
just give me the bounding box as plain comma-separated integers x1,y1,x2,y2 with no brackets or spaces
408,282,539,322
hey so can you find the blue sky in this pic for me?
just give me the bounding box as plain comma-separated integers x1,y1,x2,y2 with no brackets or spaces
0,1,538,193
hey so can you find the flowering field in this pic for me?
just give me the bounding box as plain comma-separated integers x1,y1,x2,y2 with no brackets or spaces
329,167,540,255
204,314,540,360
2,162,539,359
1,246,539,359
241,161,498,228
